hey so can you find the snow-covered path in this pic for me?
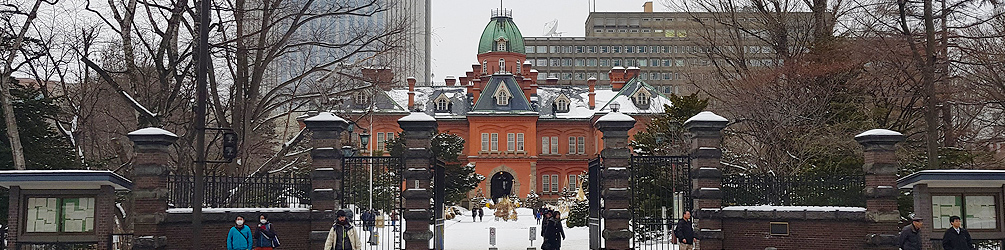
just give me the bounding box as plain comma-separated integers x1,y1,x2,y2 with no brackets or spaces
441,207,589,250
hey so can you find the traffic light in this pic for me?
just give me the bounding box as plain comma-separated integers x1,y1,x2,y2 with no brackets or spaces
222,131,238,161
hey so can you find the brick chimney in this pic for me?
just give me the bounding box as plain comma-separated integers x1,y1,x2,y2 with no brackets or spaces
626,66,641,80
407,77,416,111
472,78,482,103
362,68,395,91
472,63,482,76
445,75,456,87
643,1,654,12
523,61,531,75
609,66,626,91
588,77,597,110
459,76,468,88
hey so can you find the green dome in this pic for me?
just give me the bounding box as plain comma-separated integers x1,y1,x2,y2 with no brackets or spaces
478,15,525,54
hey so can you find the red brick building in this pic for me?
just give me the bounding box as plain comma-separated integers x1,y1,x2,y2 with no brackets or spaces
349,8,670,201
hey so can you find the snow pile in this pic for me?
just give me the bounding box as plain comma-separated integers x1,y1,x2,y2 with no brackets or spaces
684,111,728,124
855,129,903,138
127,127,178,137
596,112,636,122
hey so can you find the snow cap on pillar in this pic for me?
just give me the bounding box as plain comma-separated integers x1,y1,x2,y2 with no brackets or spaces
303,112,349,131
855,129,905,146
398,112,438,132
595,111,636,132
683,111,729,131
127,127,179,147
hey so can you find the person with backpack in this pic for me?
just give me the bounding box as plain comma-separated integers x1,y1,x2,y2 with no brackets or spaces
253,214,279,250
227,215,253,250
324,209,361,250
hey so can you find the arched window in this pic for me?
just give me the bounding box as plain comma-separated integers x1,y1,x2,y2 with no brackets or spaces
555,94,570,112
434,94,450,112
482,60,488,74
494,84,512,106
632,88,651,108
499,59,506,73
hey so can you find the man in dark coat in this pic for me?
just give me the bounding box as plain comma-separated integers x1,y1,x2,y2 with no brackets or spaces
899,215,923,250
674,211,696,250
942,216,974,250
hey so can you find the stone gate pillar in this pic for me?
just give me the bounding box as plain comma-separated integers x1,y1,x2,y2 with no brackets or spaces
398,112,437,250
127,127,178,250
303,112,349,249
856,129,904,250
683,111,728,250
594,112,636,250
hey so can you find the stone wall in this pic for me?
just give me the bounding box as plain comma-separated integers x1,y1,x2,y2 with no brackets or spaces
722,216,869,250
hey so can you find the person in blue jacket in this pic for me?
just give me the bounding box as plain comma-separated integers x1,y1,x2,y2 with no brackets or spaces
227,215,253,250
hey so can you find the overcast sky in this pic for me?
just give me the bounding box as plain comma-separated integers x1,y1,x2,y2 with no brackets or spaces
429,0,661,81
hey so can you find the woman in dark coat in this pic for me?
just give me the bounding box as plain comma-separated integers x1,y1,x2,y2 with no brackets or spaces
253,214,279,249
542,211,565,250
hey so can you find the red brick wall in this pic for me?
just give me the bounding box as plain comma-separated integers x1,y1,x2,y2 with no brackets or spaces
723,219,868,250
161,214,311,250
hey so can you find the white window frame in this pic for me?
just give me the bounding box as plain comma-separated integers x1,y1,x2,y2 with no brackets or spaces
497,39,507,51
517,133,525,151
377,132,385,151
542,137,550,155
481,133,489,151
551,136,559,154
578,136,586,154
499,58,506,72
569,137,576,154
507,133,515,151
542,175,551,193
556,95,570,112
569,175,578,191
551,174,560,192
491,133,499,151
495,84,512,106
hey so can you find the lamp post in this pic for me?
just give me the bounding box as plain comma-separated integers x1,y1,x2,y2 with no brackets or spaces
358,132,371,210
610,101,621,113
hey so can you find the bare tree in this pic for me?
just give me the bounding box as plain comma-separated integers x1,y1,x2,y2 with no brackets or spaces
1,0,56,169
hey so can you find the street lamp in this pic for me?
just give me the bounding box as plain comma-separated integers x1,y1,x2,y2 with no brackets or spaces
359,132,371,155
357,131,372,211
610,101,621,113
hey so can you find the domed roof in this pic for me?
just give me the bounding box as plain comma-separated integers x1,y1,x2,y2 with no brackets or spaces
477,10,525,54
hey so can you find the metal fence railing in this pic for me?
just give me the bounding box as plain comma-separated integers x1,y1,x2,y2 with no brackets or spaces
721,174,866,207
167,174,311,208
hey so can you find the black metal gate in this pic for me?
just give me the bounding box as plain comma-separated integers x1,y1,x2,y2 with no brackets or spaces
342,156,404,250
630,155,691,250
588,157,602,250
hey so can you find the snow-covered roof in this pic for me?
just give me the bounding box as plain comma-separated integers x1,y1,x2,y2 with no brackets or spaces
722,206,866,212
898,170,1005,189
855,129,903,138
596,112,636,122
685,111,728,123
128,127,178,137
595,78,673,114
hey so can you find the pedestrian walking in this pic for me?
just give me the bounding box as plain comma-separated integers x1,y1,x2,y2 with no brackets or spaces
472,206,478,222
541,211,565,250
361,209,375,232
673,211,697,250
899,215,923,250
942,216,974,250
227,215,253,250
324,210,361,250
253,214,280,250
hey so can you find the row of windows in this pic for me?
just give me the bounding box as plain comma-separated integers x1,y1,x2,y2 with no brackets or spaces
541,136,586,155
375,132,395,151
531,58,694,68
536,71,686,82
541,174,580,193
525,45,775,55
591,17,764,26
480,133,525,152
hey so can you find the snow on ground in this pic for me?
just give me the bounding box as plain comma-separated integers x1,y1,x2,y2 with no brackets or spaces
441,207,588,250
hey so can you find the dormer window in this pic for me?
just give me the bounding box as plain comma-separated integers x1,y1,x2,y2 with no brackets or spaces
555,94,571,112
632,88,652,109
494,84,512,106
355,91,370,105
434,94,451,112
496,38,508,51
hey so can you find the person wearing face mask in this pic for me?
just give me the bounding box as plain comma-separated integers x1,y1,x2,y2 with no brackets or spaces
227,215,253,250
253,214,280,249
324,209,361,250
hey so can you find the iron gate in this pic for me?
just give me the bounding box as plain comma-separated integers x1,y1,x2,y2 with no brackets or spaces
588,157,602,250
342,156,404,250
630,155,692,250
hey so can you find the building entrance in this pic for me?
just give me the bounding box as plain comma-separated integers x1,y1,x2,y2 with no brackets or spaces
490,171,514,200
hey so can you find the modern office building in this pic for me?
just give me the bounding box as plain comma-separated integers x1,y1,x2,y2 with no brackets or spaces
523,2,803,96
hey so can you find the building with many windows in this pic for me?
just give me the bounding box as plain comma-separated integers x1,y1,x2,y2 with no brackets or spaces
523,2,804,96
342,8,670,201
